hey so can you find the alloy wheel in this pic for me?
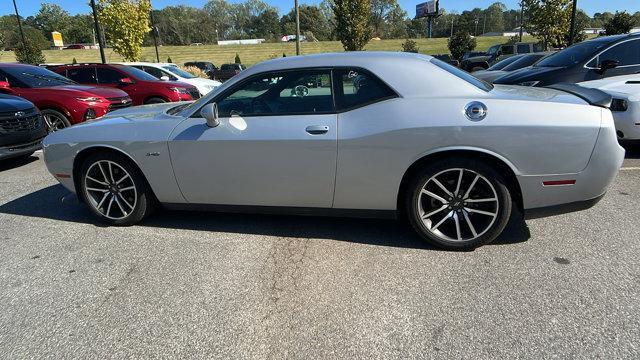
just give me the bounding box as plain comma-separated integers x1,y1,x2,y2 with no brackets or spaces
43,113,68,132
83,160,138,220
417,168,499,242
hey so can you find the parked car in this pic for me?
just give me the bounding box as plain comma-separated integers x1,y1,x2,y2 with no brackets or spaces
210,63,246,82
462,51,488,61
460,42,544,72
183,61,217,77
42,52,624,250
494,33,640,87
578,74,640,141
118,62,222,95
474,52,552,83
432,54,460,67
0,94,47,160
0,63,132,131
64,44,85,50
52,63,200,105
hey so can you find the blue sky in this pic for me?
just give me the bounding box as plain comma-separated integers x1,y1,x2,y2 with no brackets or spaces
4,0,640,17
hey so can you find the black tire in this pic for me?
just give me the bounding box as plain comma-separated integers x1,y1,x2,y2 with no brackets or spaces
41,109,71,131
405,158,512,250
78,152,154,225
145,97,166,104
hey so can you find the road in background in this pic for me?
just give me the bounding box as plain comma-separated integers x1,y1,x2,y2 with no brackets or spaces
0,149,638,358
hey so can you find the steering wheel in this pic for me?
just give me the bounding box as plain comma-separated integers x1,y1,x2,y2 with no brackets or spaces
250,98,271,114
291,85,309,98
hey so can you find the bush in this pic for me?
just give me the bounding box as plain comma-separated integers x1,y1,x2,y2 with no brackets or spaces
15,42,46,65
283,52,286,57
448,32,477,61
181,66,207,78
604,11,635,35
72,57,78,64
401,39,419,53
167,56,173,63
234,53,241,64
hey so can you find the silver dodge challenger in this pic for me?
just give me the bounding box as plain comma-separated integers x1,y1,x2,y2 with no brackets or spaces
42,52,625,249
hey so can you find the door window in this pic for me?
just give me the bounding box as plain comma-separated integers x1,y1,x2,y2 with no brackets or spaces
66,67,97,83
501,45,515,55
516,44,531,54
333,69,397,111
96,67,126,84
214,70,333,117
592,40,640,67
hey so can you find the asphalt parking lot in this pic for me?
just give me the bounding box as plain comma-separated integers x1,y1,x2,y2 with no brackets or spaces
0,148,639,358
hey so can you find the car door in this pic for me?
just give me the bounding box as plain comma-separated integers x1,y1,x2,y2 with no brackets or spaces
168,68,338,207
64,66,98,85
584,39,640,80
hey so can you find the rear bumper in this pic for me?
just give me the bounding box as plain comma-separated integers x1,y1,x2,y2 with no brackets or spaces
519,112,624,217
0,138,43,160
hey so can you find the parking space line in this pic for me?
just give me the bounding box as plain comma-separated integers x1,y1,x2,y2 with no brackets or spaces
620,167,640,171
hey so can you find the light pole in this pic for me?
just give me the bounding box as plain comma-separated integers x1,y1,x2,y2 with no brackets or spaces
519,1,524,42
294,0,301,55
568,0,578,45
90,0,106,63
12,0,26,49
149,7,160,62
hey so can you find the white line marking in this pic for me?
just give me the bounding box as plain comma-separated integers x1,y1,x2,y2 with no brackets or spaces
620,167,640,171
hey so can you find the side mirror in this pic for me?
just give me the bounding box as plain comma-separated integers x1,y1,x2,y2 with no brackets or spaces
160,75,170,81
201,102,220,128
119,77,134,85
599,59,619,74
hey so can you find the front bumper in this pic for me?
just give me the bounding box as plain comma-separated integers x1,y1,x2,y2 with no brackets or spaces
0,138,43,160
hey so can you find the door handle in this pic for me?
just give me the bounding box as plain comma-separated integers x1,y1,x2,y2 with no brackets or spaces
305,125,329,135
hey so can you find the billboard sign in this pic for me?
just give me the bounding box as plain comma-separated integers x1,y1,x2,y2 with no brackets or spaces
416,0,439,18
52,31,64,47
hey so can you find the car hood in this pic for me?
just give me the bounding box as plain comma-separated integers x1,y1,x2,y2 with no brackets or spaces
466,55,491,63
493,66,563,85
0,94,35,112
104,101,192,120
185,77,222,87
50,85,129,98
155,80,197,89
579,75,640,97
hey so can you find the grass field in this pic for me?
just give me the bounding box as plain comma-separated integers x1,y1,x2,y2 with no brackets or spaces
0,36,536,66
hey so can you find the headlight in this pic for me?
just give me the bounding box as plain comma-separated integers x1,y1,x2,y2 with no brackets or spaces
518,81,540,87
169,87,189,94
75,97,104,103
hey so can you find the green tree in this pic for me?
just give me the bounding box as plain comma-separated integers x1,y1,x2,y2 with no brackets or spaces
98,0,151,61
29,3,71,42
448,31,476,60
522,0,573,49
281,5,332,40
235,53,241,63
483,2,505,33
15,42,46,65
67,14,94,44
603,11,635,35
401,38,418,53
333,0,371,51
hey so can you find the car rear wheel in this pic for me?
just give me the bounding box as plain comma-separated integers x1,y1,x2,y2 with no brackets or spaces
78,152,154,225
41,109,71,132
405,159,512,250
145,97,166,104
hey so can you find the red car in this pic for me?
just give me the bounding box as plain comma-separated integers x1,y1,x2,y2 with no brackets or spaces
52,63,200,105
0,63,132,131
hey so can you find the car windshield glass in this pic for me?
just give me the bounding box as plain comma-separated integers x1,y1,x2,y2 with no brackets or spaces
535,40,610,67
163,66,196,79
501,54,546,71
487,55,524,70
2,66,76,88
430,58,493,92
117,65,160,80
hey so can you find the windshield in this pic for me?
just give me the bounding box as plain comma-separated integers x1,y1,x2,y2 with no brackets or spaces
502,54,546,71
487,55,525,71
118,65,161,81
487,45,501,55
431,58,493,92
1,65,76,88
163,66,196,79
535,40,610,67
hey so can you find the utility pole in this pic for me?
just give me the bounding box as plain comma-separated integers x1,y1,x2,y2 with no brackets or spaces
450,17,454,37
568,0,578,45
294,0,301,55
12,0,26,49
474,18,479,36
149,7,160,62
519,1,524,42
90,0,106,64
482,16,486,35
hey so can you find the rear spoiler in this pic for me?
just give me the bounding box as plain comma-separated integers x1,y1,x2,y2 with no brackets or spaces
545,83,612,109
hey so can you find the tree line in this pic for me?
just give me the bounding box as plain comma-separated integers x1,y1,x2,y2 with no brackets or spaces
3,0,640,51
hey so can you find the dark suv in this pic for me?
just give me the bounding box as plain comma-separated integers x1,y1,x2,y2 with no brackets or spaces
494,34,640,87
460,42,544,72
52,63,199,105
0,94,46,160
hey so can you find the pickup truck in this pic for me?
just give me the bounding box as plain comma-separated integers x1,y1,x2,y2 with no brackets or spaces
460,42,544,72
209,63,246,82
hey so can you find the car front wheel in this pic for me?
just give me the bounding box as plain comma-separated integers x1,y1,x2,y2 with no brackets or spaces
78,152,154,225
406,159,512,250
